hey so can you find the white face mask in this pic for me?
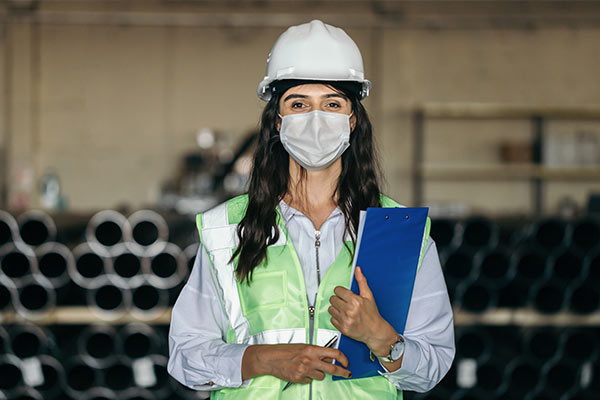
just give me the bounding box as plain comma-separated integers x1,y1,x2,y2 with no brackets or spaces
278,110,351,171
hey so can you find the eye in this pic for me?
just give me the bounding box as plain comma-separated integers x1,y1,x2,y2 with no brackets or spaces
326,102,341,108
291,102,306,109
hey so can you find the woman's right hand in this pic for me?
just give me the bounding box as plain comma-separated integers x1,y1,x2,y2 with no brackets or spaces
241,343,352,383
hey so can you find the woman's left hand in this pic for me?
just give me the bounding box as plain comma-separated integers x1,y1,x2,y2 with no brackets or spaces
328,266,397,356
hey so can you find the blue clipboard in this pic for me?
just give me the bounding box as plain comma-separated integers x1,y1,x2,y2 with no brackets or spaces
333,207,429,380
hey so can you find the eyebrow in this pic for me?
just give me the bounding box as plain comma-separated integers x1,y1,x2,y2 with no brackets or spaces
282,93,348,102
283,94,307,102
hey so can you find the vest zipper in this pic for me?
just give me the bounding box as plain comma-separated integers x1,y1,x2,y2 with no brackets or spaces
308,304,315,400
308,231,321,346
308,230,321,346
308,304,315,343
315,230,321,285
309,230,322,400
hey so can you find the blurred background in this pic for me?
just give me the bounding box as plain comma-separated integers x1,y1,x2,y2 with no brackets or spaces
0,0,599,399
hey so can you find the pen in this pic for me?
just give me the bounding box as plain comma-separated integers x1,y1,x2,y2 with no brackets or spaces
282,335,339,392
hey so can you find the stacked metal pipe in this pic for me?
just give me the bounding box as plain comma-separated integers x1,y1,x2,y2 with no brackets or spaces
435,215,600,314
410,214,600,400
0,323,204,400
1,208,200,398
409,325,600,400
0,208,197,319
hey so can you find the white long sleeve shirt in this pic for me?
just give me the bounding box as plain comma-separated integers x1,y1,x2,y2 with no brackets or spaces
168,201,455,397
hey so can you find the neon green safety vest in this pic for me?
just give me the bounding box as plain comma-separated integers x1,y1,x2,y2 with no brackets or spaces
196,194,430,400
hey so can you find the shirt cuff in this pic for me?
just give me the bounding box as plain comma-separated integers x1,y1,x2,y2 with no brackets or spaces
185,343,249,389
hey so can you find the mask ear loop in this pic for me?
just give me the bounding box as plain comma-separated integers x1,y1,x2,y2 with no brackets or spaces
276,113,283,133
349,111,355,131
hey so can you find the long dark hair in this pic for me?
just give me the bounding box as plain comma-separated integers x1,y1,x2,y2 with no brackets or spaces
232,81,383,283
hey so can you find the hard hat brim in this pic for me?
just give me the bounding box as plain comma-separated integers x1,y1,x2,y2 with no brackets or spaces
258,77,371,102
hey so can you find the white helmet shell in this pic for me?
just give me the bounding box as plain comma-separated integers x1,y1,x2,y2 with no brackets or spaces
257,20,371,101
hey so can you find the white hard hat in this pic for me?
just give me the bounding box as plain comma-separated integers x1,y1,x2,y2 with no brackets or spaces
257,20,371,102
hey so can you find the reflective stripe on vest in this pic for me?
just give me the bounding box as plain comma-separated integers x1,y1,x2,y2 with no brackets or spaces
197,198,291,344
197,194,429,400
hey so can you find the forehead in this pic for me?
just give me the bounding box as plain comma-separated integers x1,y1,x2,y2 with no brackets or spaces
281,83,346,99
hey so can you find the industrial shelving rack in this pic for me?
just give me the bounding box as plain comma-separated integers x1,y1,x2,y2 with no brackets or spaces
3,304,600,327
412,103,600,215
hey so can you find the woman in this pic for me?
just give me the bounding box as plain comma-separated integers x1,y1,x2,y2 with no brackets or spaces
168,20,454,399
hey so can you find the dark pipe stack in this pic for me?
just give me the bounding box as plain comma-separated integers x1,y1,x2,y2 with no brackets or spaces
433,215,600,315
409,325,600,400
0,208,198,399
407,214,600,400
0,208,196,317
0,323,200,400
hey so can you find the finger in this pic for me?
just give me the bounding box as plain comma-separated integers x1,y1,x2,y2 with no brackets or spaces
335,349,349,369
319,362,352,378
307,369,326,381
329,301,350,321
333,285,355,301
355,266,374,299
330,316,342,333
329,295,348,311
322,357,334,363
320,347,349,368
328,305,342,320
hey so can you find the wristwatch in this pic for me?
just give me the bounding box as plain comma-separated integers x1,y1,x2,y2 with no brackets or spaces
374,335,405,363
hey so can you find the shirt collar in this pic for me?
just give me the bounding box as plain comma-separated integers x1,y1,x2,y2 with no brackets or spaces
278,199,343,223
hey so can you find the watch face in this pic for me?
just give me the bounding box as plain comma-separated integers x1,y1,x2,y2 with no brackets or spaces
390,341,405,360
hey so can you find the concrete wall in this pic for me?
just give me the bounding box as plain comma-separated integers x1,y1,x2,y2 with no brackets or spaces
0,22,5,203
378,28,600,215
2,2,600,216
